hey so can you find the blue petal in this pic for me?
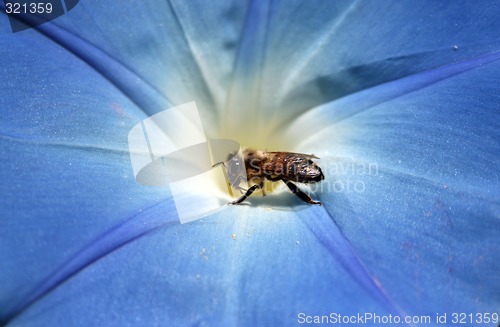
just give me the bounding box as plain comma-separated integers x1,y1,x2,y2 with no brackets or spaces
0,30,172,322
293,49,500,316
0,1,254,323
7,205,398,326
0,3,174,323
270,0,500,121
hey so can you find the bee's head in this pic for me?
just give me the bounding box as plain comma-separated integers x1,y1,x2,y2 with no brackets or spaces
223,151,240,172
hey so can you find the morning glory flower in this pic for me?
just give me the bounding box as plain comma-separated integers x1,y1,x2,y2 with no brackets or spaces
1,1,499,326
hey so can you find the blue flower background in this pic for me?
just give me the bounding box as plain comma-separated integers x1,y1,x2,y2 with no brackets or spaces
1,0,499,326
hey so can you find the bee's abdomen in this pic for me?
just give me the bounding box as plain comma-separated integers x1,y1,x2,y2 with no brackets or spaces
264,152,324,183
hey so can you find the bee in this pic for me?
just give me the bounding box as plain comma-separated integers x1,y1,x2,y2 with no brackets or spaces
224,149,325,205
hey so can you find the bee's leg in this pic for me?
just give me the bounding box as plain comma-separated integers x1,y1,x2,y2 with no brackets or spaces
230,184,261,205
229,175,247,194
282,179,322,205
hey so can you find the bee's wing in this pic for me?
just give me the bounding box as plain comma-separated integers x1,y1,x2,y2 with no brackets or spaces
290,152,320,159
304,154,320,159
266,152,320,159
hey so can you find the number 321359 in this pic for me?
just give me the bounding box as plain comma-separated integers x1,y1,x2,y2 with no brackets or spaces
5,2,53,14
